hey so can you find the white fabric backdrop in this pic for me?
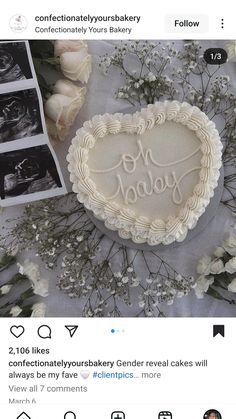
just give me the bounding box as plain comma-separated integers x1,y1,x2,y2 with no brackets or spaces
1,40,236,317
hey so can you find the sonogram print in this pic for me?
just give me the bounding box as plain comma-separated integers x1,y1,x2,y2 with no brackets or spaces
0,145,62,199
0,42,32,84
0,89,43,143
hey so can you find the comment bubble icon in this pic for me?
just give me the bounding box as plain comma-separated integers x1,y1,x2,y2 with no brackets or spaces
37,325,52,339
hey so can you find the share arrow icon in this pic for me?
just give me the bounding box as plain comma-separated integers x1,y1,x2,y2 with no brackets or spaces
65,325,78,338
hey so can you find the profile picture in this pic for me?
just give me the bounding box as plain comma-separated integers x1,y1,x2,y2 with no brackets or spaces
0,41,32,84
204,409,222,419
0,88,43,143
0,144,62,200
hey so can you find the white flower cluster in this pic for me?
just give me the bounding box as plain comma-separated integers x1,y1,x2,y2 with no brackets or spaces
100,41,179,106
45,40,92,143
194,228,236,299
0,284,12,295
17,260,49,298
9,303,46,317
0,248,48,318
225,40,236,62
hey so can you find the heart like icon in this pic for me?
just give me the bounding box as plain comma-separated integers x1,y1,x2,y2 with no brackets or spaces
10,325,25,338
80,370,90,379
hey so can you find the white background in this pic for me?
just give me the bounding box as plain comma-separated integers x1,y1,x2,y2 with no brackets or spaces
0,0,235,40
1,318,235,418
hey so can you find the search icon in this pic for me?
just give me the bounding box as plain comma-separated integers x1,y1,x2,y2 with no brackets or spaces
37,325,52,339
64,412,76,419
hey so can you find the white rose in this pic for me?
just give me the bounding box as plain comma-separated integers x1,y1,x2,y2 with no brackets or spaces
222,232,236,256
225,41,236,62
33,278,49,297
60,49,92,83
54,40,87,56
18,260,49,297
228,277,236,293
214,247,225,258
45,81,86,143
10,305,22,317
31,302,46,317
18,260,40,282
45,116,61,144
225,257,236,274
196,255,212,275
45,93,85,141
194,275,214,299
53,79,86,99
0,284,12,295
210,259,225,275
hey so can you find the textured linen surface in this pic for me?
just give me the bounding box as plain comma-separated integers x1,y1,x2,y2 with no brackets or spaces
1,40,236,317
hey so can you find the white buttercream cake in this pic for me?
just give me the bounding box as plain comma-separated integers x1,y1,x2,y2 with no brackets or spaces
67,101,222,245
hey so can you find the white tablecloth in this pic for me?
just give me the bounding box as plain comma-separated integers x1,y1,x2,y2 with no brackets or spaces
1,40,236,317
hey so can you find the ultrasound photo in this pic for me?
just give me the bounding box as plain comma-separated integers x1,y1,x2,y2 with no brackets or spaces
0,42,33,84
0,145,62,200
0,88,43,143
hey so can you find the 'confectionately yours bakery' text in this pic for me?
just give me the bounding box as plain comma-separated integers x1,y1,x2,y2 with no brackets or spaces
35,26,135,34
34,14,141,34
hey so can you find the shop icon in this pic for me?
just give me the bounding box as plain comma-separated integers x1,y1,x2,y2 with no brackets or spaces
111,412,125,419
158,412,172,419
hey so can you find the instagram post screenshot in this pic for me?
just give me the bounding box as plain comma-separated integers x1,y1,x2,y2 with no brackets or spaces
0,1,236,418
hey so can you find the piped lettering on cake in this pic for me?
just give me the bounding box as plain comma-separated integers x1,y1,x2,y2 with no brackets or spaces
90,139,201,173
106,168,201,205
90,139,201,205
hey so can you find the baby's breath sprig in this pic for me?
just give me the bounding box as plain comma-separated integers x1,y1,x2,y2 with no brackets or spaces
100,40,236,214
100,41,178,105
1,192,198,317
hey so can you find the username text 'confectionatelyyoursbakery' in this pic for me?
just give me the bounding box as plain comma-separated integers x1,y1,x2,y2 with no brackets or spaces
34,14,141,34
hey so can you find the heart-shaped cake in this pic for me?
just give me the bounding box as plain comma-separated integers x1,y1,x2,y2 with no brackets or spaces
67,101,222,245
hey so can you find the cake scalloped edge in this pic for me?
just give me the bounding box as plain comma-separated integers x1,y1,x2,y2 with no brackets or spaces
67,100,223,245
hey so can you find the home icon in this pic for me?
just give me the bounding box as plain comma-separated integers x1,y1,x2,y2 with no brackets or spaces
17,412,31,419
